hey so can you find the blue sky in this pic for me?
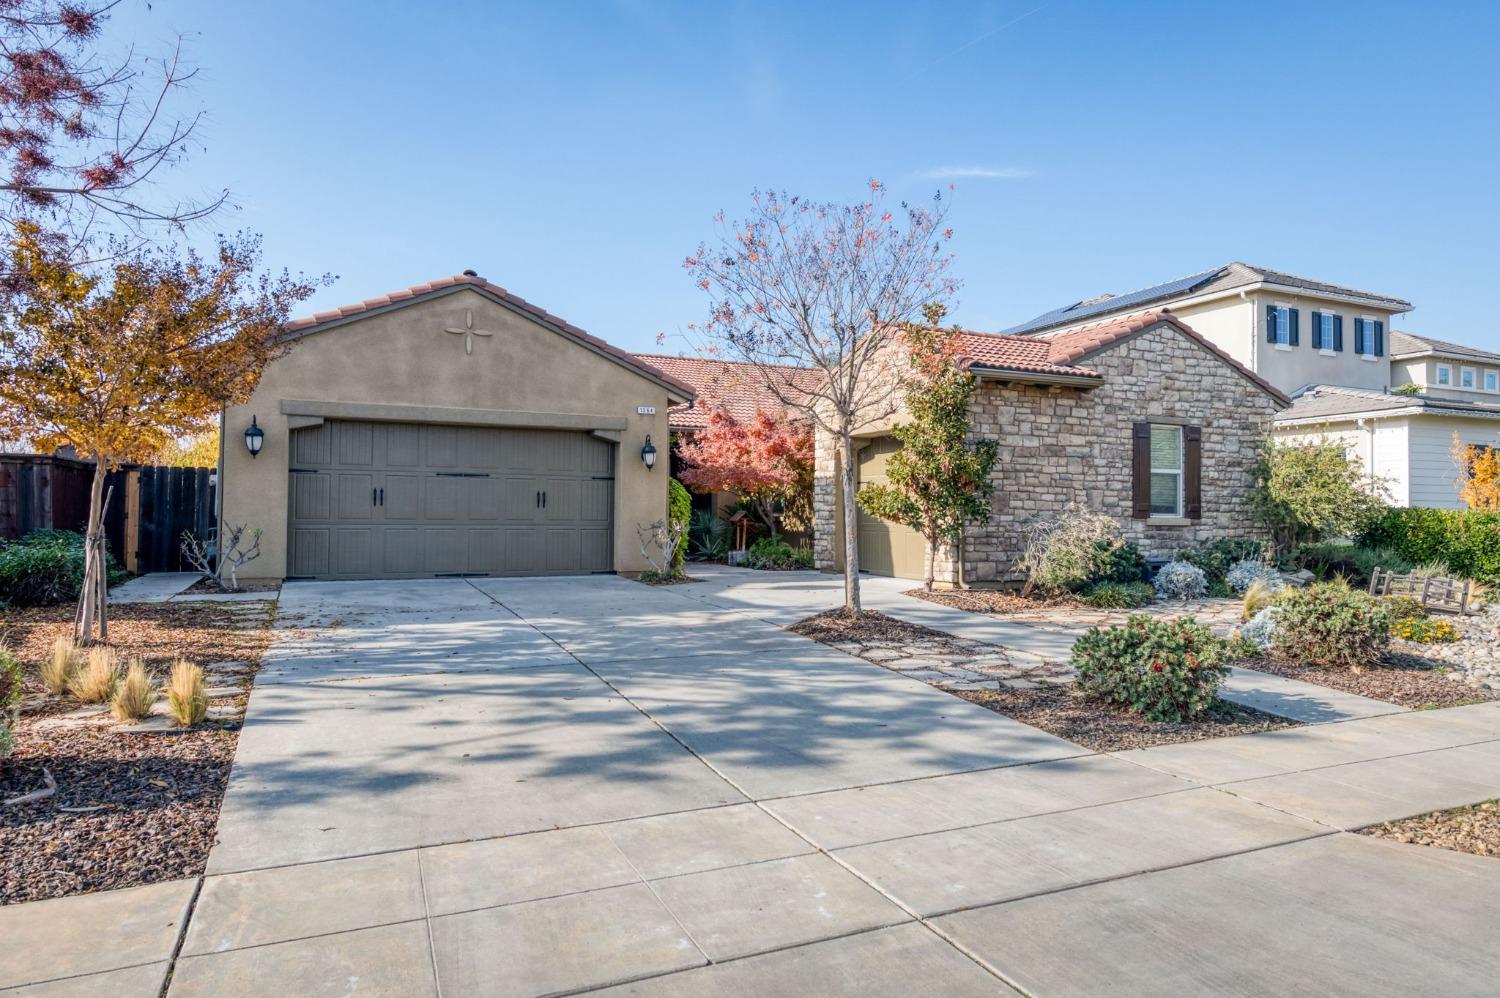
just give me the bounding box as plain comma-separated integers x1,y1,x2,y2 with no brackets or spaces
111,1,1500,352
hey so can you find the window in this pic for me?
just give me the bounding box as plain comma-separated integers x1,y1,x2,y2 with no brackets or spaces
1354,318,1385,357
1462,367,1477,390
1149,425,1183,518
1486,370,1498,393
1436,364,1452,386
1313,311,1340,351
1269,305,1294,346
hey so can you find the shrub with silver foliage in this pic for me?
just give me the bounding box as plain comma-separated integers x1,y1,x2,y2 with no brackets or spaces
1239,606,1278,651
1226,558,1284,595
1152,560,1207,600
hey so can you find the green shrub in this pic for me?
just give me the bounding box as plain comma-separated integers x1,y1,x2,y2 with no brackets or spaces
668,479,692,573
1175,538,1266,585
1361,507,1500,585
1381,595,1427,624
1272,582,1391,669
688,510,731,560
1206,578,1233,599
1072,616,1232,722
1287,542,1411,586
745,536,813,570
1082,581,1155,608
1019,505,1127,595
0,648,21,763
0,530,125,607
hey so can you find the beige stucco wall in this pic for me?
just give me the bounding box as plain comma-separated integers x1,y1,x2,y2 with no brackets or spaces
1409,356,1500,401
219,287,675,581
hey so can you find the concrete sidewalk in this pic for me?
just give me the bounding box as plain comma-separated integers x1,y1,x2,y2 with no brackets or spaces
6,571,1498,997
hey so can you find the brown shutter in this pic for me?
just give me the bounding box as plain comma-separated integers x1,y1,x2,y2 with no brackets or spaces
1131,422,1151,519
1184,425,1203,520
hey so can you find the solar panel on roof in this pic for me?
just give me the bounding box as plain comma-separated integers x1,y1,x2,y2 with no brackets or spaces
1003,267,1222,335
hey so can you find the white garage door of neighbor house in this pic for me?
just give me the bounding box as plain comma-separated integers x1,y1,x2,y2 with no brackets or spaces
286,420,615,580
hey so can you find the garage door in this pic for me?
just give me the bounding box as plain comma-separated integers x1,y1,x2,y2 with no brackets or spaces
855,436,926,579
286,421,615,579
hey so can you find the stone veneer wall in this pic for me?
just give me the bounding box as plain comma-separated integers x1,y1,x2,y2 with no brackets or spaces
813,322,1283,586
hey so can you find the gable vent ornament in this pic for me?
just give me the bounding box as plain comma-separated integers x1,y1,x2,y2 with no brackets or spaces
444,308,494,355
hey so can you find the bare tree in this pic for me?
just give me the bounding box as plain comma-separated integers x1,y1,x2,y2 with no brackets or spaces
684,182,959,613
0,1,227,245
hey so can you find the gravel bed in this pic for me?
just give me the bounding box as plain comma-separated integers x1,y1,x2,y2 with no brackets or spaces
0,601,272,905
954,684,1295,753
1361,799,1500,859
1246,655,1497,711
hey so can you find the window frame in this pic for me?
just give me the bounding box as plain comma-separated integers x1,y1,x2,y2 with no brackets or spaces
1486,370,1498,393
1461,366,1478,390
1148,423,1184,520
1436,364,1453,386
1272,304,1292,347
1315,311,1337,352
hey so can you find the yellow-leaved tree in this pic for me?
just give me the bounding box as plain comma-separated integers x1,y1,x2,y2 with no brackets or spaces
1452,433,1500,510
0,223,327,641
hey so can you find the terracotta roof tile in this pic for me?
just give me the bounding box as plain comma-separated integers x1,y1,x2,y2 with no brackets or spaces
280,273,698,401
634,354,823,431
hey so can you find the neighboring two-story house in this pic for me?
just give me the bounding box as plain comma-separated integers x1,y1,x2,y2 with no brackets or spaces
1006,263,1500,508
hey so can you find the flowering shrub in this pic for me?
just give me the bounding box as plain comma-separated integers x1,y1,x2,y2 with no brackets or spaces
1237,606,1278,652
1226,559,1283,595
1390,617,1460,643
1152,560,1207,601
1272,582,1391,669
1071,616,1231,722
1382,596,1427,625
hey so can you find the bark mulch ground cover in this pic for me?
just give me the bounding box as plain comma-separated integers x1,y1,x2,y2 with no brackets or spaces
183,577,281,595
903,588,1085,615
1361,799,1500,859
0,601,273,905
788,608,974,649
1245,654,1497,711
954,684,1295,753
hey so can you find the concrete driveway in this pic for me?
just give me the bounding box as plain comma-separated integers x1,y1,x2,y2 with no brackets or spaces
16,569,1498,996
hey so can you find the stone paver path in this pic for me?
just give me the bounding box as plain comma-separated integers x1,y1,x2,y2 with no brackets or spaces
5,567,1499,997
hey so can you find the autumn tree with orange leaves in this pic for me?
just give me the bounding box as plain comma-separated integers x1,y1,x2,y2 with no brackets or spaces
677,407,814,535
1452,433,1500,510
0,222,327,640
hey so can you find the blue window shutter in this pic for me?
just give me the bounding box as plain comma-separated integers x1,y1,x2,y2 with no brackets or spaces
1310,311,1321,347
1288,309,1299,346
1354,319,1365,354
1266,304,1277,343
1374,321,1384,356
1334,315,1343,351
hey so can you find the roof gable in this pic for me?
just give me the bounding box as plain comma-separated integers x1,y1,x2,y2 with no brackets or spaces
281,273,696,401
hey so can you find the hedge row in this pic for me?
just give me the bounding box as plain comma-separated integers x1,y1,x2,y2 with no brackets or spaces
1360,507,1500,584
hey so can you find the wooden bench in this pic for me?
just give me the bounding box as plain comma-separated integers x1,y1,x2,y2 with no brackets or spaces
1369,567,1475,615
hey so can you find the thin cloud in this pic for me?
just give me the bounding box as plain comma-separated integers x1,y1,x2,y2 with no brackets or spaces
920,166,1036,180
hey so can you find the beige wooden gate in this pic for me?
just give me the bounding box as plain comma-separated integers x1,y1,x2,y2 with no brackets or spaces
855,436,926,580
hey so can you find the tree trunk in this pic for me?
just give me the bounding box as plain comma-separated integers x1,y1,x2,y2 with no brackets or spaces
839,427,861,615
924,531,936,592
74,456,109,644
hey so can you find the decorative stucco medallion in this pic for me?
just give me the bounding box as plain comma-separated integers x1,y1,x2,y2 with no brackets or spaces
444,309,495,355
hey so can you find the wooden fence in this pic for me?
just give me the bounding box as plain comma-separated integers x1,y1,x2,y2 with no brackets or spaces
0,454,215,574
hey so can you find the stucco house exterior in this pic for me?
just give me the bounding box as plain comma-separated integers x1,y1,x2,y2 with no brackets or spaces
216,273,694,583
812,311,1289,584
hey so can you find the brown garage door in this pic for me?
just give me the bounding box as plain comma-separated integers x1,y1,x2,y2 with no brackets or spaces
286,421,615,580
855,436,926,579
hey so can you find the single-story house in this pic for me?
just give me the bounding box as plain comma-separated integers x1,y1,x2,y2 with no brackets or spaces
217,272,695,582
813,310,1291,584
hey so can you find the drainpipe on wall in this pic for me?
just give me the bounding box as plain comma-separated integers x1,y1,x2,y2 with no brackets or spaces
1242,289,1256,373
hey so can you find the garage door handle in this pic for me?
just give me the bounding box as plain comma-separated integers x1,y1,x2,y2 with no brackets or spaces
542,491,547,509
378,488,385,506
535,491,541,509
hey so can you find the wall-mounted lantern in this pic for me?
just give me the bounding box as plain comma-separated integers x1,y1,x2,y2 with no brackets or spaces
641,434,658,471
244,416,264,458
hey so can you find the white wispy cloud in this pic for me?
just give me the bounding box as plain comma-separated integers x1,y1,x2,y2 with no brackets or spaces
919,166,1036,180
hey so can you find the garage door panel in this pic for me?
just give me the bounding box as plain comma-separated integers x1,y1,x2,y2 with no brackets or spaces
383,473,421,520
468,478,503,520
336,474,375,521
386,424,421,466
383,527,420,575
333,528,376,577
290,473,330,521
290,527,330,577
289,422,614,580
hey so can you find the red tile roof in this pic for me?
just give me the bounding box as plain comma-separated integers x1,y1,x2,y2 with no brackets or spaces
955,309,1290,405
280,273,697,400
635,354,824,431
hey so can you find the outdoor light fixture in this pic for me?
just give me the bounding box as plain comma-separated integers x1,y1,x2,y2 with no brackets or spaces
244,416,264,458
641,435,658,471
